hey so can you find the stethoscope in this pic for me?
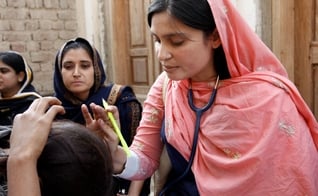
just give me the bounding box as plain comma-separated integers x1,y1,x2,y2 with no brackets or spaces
188,75,220,130
159,75,220,195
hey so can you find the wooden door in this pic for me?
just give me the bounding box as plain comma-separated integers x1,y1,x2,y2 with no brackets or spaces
295,0,317,119
272,0,317,119
105,0,160,103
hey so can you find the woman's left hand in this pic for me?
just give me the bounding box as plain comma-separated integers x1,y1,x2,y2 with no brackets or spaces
82,103,126,173
82,104,98,131
82,103,119,137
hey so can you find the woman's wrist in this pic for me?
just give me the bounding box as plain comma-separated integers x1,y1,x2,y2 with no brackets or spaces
113,146,128,174
7,150,41,196
114,150,139,179
8,149,38,165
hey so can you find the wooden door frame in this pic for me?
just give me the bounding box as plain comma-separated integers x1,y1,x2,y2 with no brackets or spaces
104,0,160,102
272,0,317,118
294,0,315,110
310,0,318,118
103,0,130,84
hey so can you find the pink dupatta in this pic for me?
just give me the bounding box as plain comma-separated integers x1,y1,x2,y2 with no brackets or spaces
160,0,318,195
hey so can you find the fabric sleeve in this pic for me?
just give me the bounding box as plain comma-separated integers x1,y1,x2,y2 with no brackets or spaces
115,150,140,179
122,72,167,180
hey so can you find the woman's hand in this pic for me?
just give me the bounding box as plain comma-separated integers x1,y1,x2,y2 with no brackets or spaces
82,102,120,143
81,104,103,136
82,103,127,173
8,97,65,196
9,97,65,161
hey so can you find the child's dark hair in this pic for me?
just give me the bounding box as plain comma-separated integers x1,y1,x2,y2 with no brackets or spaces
37,120,113,196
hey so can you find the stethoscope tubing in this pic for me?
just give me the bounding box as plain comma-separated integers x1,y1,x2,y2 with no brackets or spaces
159,76,219,195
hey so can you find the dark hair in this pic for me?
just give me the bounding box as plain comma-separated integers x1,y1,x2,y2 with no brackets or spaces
60,38,94,67
37,120,113,196
0,51,32,84
147,0,230,79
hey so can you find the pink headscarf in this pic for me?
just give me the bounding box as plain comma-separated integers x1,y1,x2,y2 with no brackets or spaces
207,0,318,141
160,0,318,194
210,0,287,77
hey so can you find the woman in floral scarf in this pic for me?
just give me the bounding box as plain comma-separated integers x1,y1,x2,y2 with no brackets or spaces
87,0,318,195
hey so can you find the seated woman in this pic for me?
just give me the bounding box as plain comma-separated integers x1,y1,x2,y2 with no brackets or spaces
0,51,41,147
7,97,113,196
0,51,41,124
53,37,150,195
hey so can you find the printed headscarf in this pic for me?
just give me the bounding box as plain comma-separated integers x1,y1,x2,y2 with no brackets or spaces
206,0,318,140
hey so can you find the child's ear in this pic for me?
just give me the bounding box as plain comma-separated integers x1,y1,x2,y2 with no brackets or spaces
210,29,221,48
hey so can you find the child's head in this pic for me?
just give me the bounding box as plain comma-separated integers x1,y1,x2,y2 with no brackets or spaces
37,120,113,196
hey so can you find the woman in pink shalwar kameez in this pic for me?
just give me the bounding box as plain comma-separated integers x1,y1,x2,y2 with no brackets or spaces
89,0,318,195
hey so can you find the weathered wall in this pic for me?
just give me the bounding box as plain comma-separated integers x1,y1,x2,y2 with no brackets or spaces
232,0,272,48
0,0,78,95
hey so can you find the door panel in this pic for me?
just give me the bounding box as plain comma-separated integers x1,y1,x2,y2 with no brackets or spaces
128,0,161,102
311,42,318,119
109,0,160,103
